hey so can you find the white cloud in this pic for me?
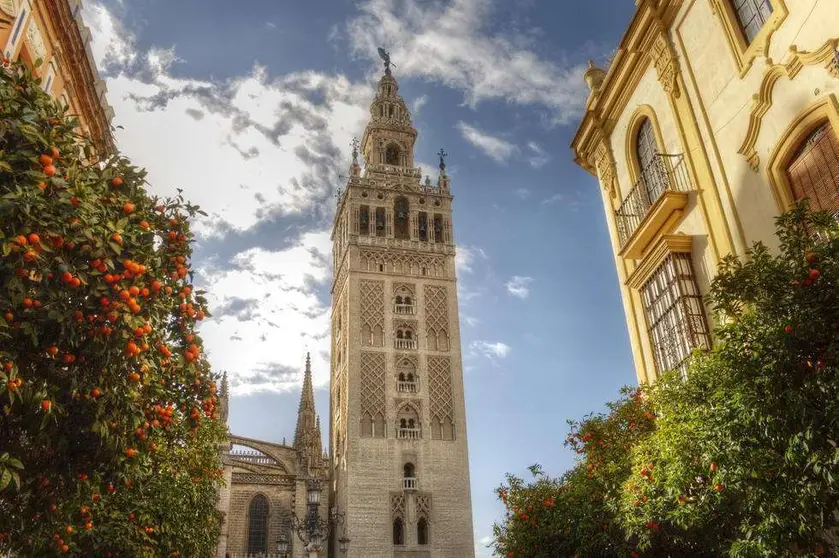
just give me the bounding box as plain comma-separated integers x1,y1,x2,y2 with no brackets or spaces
505,275,533,299
527,141,550,168
197,231,333,394
541,192,564,205
476,534,494,558
87,4,372,235
456,122,517,163
266,21,277,30
455,245,488,274
346,0,589,124
412,94,428,114
513,187,530,200
470,340,511,360
86,4,373,394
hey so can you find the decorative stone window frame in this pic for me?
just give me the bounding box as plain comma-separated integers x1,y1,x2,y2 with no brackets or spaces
3,0,32,61
766,94,839,212
617,105,690,259
709,0,788,78
627,234,711,378
625,105,668,184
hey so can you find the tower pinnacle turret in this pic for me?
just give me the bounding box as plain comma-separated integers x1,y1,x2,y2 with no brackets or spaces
294,353,324,473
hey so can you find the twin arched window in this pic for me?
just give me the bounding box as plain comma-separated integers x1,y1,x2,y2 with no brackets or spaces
247,494,269,554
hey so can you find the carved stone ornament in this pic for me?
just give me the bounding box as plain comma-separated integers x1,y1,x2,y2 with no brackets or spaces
651,34,680,98
592,139,617,197
738,39,839,171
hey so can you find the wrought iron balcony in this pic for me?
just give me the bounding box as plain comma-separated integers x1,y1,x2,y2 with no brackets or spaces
394,304,414,315
403,477,418,491
397,381,418,393
395,339,417,350
615,153,691,258
397,428,421,440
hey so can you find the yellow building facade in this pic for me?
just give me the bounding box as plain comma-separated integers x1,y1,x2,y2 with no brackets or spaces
0,0,114,154
572,0,838,384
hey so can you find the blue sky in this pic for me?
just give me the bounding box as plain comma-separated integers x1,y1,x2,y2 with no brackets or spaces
86,0,636,554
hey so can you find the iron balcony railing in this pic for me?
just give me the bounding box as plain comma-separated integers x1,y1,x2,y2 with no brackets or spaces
615,153,691,247
403,477,418,491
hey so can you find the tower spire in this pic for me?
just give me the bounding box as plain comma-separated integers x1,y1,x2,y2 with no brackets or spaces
294,353,324,473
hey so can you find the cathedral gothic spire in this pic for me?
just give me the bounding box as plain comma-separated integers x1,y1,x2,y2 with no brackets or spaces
294,353,324,471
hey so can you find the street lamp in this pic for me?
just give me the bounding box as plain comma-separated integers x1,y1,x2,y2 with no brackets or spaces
276,533,290,557
284,479,349,557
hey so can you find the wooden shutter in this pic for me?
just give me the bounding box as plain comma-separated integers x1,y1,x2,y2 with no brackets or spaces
786,122,839,214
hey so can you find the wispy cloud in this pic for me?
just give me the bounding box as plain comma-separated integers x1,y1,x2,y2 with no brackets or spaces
513,188,530,200
412,94,428,114
455,245,488,274
505,276,534,299
346,0,589,124
527,141,550,168
470,340,511,360
541,192,564,205
456,122,517,163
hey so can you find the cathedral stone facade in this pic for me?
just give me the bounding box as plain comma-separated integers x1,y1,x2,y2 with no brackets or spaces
216,356,331,558
216,65,474,558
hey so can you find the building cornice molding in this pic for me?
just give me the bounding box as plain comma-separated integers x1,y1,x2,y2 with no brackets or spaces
627,233,693,289
571,0,683,174
738,38,839,171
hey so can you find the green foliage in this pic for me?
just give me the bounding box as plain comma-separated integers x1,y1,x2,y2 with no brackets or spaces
0,63,225,556
493,204,839,557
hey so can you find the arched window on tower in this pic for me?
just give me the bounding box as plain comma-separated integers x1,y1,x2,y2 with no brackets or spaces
785,121,839,215
247,494,269,555
393,518,405,545
386,143,401,165
417,517,429,545
375,207,386,237
396,404,420,439
394,197,410,239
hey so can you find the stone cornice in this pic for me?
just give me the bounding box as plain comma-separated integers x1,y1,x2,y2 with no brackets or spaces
571,0,683,168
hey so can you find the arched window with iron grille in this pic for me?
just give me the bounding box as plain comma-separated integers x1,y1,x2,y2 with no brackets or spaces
247,494,269,555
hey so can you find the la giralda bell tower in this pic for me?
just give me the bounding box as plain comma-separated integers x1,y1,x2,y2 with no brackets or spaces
329,60,475,558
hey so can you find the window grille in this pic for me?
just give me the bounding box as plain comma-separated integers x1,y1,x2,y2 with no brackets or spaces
247,494,270,555
732,0,773,43
641,253,711,375
786,122,839,216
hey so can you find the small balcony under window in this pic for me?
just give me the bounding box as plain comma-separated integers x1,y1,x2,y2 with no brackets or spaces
395,329,416,350
397,427,421,440
394,295,414,315
616,153,691,259
402,477,417,491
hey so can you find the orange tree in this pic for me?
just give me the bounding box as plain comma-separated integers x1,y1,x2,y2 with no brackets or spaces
492,204,839,557
0,63,226,556
619,205,839,556
492,387,663,558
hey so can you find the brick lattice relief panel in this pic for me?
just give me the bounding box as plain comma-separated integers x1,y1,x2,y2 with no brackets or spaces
427,356,455,440
423,285,450,351
360,352,386,437
360,280,385,347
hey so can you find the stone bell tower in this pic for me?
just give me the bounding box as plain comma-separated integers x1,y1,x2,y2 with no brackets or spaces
328,60,474,558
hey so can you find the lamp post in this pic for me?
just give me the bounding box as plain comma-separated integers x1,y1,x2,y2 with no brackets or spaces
279,479,350,558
